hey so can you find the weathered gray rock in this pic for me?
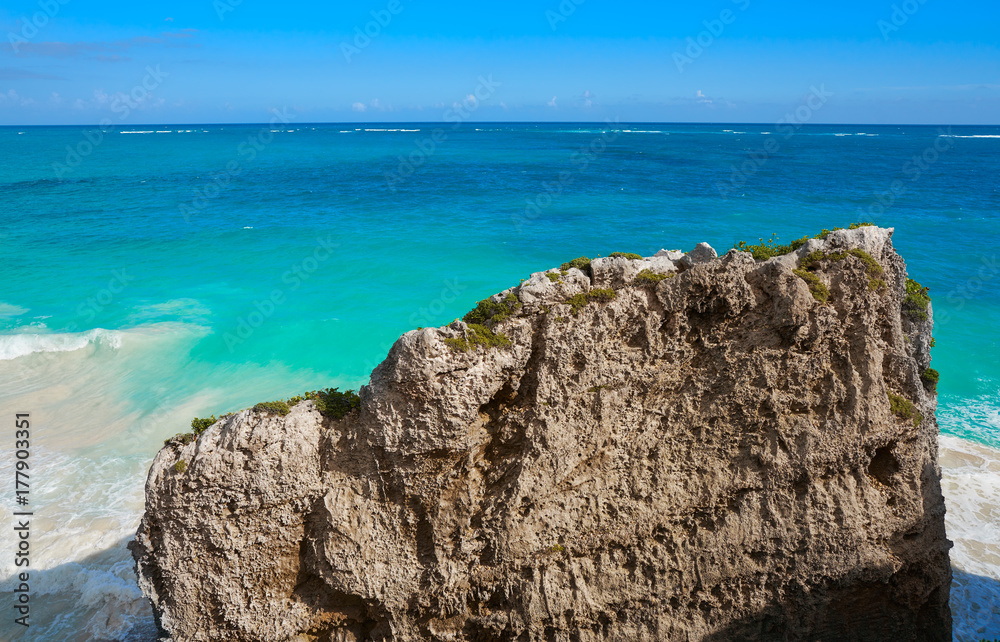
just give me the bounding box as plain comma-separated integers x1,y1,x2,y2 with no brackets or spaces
678,242,718,269
132,227,952,641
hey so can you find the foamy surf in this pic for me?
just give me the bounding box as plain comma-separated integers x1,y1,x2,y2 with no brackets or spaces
0,328,122,361
940,435,1000,641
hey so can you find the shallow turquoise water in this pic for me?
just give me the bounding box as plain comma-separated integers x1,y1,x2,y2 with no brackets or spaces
0,123,997,639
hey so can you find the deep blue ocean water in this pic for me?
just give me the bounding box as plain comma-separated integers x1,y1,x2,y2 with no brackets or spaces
0,123,997,639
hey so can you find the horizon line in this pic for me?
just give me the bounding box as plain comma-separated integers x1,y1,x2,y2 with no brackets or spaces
3,121,998,128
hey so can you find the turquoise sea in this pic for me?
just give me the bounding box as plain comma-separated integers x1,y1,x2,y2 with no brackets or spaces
0,122,998,640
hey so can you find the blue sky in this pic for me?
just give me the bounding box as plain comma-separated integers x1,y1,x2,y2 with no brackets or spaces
1,0,998,124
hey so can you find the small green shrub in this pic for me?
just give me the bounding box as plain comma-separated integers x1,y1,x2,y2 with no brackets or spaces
314,388,361,419
443,323,512,352
549,544,565,553
633,269,673,287
888,392,923,428
463,292,521,326
564,288,616,315
815,222,875,240
921,368,940,392
191,415,216,435
793,269,830,303
165,432,196,447
608,252,643,260
559,256,592,273
930,337,936,347
903,278,931,321
174,460,188,473
555,316,568,323
734,234,809,260
253,400,291,416
546,272,562,283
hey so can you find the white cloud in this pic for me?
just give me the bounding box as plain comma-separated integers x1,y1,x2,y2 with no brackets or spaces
547,96,558,108
352,102,367,112
581,90,593,109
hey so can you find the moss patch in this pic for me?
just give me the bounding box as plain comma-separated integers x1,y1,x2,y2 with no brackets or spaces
443,323,512,352
546,272,562,283
903,278,931,321
888,391,923,428
174,460,188,473
608,252,643,260
633,269,674,287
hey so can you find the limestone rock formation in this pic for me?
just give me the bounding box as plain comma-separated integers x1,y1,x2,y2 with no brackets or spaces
131,226,952,641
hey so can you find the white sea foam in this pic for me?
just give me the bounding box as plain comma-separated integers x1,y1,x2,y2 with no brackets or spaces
0,328,122,361
118,131,155,134
940,134,1000,139
0,302,29,317
940,435,1000,641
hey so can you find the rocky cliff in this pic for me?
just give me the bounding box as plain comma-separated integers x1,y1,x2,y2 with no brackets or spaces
131,226,952,641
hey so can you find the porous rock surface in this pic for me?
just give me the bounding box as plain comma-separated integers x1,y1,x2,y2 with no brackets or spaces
131,227,952,641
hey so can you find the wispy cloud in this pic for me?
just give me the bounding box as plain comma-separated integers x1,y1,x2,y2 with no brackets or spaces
0,67,66,80
547,95,557,108
1,30,200,59
854,83,1000,92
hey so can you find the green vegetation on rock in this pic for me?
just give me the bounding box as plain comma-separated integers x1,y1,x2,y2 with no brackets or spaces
888,391,923,428
464,292,522,326
559,256,592,274
443,323,512,352
735,223,876,260
793,268,830,303
564,288,616,316
608,252,643,260
633,269,674,287
921,368,940,392
796,248,885,296
735,234,809,260
174,460,187,473
253,400,291,416
546,272,562,283
903,278,931,321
